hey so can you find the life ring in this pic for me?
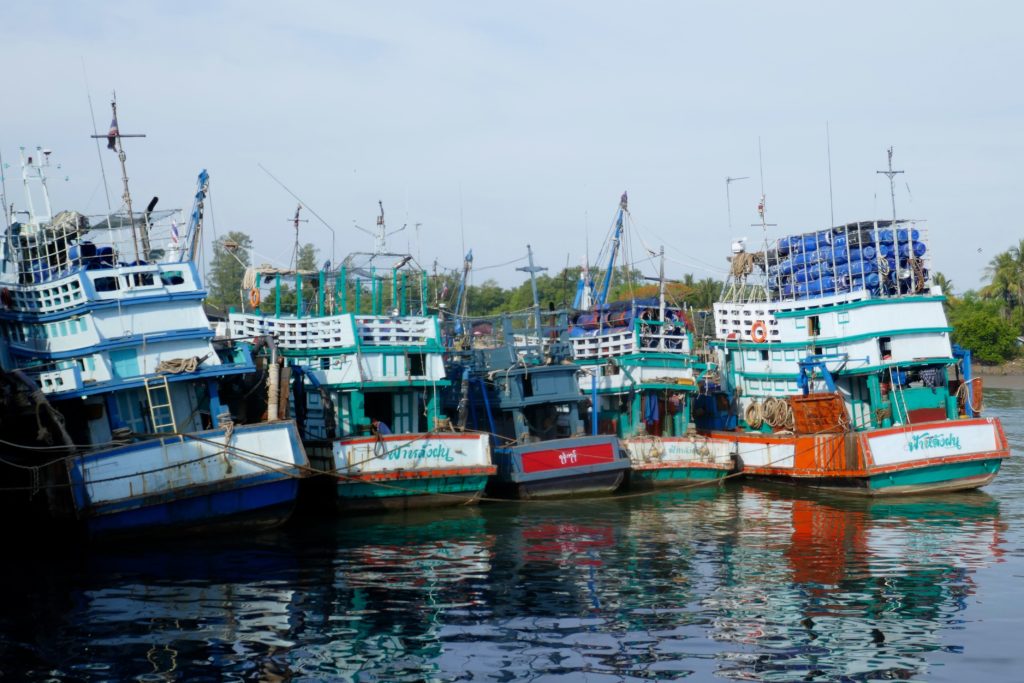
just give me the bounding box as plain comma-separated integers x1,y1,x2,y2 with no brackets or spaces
248,287,260,308
0,288,11,308
750,320,768,343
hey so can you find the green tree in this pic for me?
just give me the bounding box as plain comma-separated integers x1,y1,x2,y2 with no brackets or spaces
296,243,318,271
948,296,1018,363
931,271,954,298
208,231,251,311
685,277,722,310
980,240,1024,319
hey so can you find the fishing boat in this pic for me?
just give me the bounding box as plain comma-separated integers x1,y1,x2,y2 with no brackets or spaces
696,153,1009,495
0,103,308,536
227,203,494,511
446,307,630,499
568,194,734,489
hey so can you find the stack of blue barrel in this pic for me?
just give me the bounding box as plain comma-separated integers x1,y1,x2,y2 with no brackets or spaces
767,224,927,300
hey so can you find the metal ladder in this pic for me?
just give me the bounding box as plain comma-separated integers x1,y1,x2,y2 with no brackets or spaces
144,376,177,434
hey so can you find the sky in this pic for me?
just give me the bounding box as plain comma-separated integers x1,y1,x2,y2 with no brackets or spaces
2,1,1021,292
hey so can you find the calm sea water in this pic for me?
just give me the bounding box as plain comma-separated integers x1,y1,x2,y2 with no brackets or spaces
1,390,1022,682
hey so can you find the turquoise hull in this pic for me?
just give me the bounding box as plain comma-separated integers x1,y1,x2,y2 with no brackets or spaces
337,474,489,511
628,465,729,490
867,458,1003,494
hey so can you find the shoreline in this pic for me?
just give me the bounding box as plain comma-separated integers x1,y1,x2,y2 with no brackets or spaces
973,358,1024,377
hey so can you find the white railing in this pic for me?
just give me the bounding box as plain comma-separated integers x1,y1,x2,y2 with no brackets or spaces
354,315,436,346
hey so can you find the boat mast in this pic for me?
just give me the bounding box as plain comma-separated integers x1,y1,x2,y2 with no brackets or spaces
18,147,54,229
517,244,547,342
876,146,903,223
288,204,307,270
597,192,627,308
91,96,146,263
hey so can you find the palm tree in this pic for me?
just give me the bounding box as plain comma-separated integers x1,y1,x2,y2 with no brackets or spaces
931,271,954,298
688,278,722,310
981,246,1024,319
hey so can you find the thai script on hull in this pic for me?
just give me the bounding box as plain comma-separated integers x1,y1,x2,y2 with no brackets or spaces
905,431,962,453
383,443,455,463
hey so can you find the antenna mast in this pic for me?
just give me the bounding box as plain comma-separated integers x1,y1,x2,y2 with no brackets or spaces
288,204,308,270
91,95,146,262
725,176,749,231
876,146,903,222
517,244,548,341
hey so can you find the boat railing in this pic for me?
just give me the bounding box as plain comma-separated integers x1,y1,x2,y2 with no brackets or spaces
355,315,436,346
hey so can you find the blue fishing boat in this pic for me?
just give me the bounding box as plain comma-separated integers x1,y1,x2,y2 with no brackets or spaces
447,308,629,499
0,101,308,536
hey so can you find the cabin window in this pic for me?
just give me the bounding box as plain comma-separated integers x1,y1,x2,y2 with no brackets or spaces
130,272,155,287
109,349,140,379
879,336,892,360
760,350,768,361
408,353,426,377
160,270,185,286
320,357,330,370
771,350,782,361
94,276,119,292
749,379,760,390
837,311,850,324
745,350,758,361
784,350,796,361
808,315,821,337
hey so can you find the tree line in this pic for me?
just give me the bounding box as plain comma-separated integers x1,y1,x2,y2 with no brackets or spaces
934,238,1024,364
204,230,724,321
207,230,1023,365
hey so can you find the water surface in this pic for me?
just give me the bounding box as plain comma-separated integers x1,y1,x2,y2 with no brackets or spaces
1,389,1022,681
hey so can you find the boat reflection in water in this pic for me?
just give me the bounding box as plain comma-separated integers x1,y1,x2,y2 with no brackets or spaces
707,486,1005,681
0,485,1007,681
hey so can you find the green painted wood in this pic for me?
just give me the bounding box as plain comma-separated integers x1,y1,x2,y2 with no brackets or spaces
869,458,1002,490
338,474,490,499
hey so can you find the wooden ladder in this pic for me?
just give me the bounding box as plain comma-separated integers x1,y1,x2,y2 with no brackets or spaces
144,376,177,434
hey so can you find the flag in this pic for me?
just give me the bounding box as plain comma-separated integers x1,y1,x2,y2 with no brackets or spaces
107,115,119,151
170,220,179,246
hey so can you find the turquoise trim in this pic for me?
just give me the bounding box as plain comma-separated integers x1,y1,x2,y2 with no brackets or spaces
711,326,952,350
281,343,444,357
337,474,488,499
631,467,726,484
869,458,1002,490
772,295,945,319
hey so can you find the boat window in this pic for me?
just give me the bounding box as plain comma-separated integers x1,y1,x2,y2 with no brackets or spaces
760,350,768,361
808,315,821,336
160,270,185,286
408,353,426,376
94,276,119,292
879,336,892,360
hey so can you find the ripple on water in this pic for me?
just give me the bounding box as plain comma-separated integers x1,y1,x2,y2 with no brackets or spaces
1,393,1023,681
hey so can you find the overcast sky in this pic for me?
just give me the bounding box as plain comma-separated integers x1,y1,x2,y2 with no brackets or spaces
2,1,1021,291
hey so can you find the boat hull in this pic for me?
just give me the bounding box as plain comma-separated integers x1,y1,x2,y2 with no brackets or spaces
704,416,1009,497
67,421,308,537
621,436,734,490
330,433,494,510
492,435,630,499
335,467,494,511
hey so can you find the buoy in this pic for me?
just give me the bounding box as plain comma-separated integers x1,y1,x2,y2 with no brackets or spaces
750,320,768,343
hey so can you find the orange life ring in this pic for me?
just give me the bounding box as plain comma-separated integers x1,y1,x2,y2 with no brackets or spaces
750,320,768,343
0,288,11,308
248,287,260,308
